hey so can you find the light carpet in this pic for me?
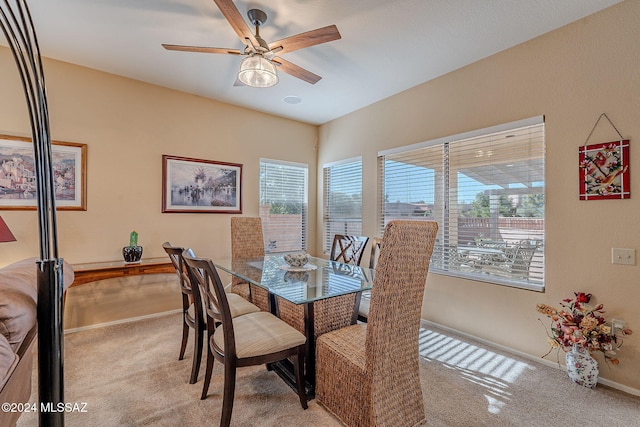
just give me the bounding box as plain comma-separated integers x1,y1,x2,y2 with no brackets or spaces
18,313,640,426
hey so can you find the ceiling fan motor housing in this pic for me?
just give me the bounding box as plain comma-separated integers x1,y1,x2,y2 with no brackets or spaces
247,9,267,26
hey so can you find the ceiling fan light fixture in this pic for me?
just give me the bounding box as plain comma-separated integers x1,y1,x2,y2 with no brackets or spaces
238,55,278,88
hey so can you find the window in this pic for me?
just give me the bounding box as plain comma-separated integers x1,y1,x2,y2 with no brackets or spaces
259,159,308,253
379,117,545,291
323,158,363,254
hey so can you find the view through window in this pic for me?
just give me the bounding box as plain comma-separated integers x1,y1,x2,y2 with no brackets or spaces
259,159,308,253
379,117,545,290
323,158,363,254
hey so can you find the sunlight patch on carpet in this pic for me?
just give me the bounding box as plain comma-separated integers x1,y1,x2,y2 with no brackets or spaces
418,328,533,414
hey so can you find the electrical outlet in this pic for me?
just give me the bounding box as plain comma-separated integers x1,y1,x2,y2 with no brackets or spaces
611,248,636,265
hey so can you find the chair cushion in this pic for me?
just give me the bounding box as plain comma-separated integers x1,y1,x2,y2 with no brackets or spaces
230,282,250,301
358,291,371,318
227,293,260,318
213,311,305,359
186,303,196,321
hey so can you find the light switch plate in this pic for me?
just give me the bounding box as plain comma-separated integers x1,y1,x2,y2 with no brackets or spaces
611,248,636,265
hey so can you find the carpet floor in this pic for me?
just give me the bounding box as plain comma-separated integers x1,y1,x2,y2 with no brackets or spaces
18,312,640,426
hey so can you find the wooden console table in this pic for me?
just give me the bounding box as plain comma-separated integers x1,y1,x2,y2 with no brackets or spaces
70,257,174,287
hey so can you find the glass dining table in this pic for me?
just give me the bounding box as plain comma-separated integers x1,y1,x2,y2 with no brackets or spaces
213,254,375,397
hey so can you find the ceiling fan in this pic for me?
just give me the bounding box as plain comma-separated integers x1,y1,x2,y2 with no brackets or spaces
162,0,341,87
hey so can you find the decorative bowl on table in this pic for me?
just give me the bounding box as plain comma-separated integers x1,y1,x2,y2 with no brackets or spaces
284,253,309,268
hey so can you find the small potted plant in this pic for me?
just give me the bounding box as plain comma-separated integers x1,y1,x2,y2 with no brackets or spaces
123,231,143,263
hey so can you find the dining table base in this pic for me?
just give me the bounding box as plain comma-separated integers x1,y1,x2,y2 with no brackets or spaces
269,292,361,399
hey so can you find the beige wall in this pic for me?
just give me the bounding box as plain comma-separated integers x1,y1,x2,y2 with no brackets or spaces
1,0,638,392
0,51,318,265
317,1,640,391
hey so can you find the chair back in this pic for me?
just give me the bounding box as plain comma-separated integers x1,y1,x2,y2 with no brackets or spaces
230,217,266,285
365,220,438,424
508,239,541,278
330,234,369,266
368,237,382,269
231,217,265,259
163,242,205,316
162,242,191,296
182,250,237,358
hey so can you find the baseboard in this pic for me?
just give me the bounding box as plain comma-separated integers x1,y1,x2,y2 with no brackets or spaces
64,309,182,334
421,319,640,397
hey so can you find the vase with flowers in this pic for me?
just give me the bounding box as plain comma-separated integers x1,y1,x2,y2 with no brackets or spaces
536,292,632,388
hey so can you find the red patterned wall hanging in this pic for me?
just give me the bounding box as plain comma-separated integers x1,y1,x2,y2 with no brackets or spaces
579,113,630,200
579,140,630,200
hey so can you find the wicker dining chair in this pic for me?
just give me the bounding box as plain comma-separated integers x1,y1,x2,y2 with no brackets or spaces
163,242,260,384
357,237,382,322
316,220,438,427
230,217,269,311
182,251,308,427
329,234,370,266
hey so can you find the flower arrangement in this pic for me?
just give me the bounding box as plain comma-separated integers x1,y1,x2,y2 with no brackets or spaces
536,292,632,365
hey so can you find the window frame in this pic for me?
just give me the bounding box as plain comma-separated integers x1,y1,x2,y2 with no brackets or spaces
378,116,545,291
322,156,364,255
259,158,309,253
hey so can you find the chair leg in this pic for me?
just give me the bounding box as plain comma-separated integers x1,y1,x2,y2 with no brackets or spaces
179,316,189,361
220,361,237,427
189,321,204,384
201,345,214,400
294,346,308,410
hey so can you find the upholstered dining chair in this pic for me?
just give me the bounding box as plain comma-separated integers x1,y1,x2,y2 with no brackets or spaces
162,242,205,384
163,242,260,384
316,220,438,427
230,217,270,311
182,251,308,427
357,237,382,322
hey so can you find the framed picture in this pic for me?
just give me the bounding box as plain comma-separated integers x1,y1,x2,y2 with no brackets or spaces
579,140,630,200
162,155,242,213
0,134,87,210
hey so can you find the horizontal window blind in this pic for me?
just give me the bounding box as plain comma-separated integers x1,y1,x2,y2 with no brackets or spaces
323,158,363,254
259,159,308,253
379,118,545,291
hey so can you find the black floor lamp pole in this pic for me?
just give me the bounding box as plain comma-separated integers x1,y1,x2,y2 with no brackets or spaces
0,1,64,426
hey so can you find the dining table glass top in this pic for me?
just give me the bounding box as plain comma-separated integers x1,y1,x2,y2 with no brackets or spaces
213,254,375,305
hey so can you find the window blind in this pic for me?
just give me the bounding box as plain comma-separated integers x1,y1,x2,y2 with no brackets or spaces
259,159,308,253
379,118,545,291
323,158,363,254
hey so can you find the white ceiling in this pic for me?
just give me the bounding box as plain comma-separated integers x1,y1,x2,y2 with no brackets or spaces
3,0,622,125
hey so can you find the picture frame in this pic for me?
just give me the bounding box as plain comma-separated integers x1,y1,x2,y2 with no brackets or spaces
162,155,242,213
579,140,630,200
0,134,87,210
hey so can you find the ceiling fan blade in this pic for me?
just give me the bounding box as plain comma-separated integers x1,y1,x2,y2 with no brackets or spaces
269,25,341,55
272,57,321,84
212,0,259,47
162,44,242,55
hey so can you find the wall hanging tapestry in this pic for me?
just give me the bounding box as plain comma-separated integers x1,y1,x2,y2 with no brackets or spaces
579,113,630,200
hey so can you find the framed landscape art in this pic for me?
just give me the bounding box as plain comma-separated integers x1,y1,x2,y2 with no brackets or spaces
162,155,242,213
0,134,87,210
